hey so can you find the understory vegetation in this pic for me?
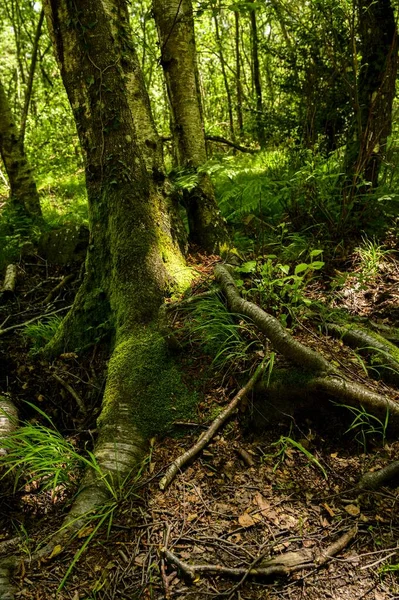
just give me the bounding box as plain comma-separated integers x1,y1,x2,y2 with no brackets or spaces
1,0,399,598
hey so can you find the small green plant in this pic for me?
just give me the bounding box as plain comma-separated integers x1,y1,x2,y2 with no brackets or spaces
265,434,327,479
337,403,389,450
182,295,261,372
354,237,391,286
236,249,324,323
22,316,62,353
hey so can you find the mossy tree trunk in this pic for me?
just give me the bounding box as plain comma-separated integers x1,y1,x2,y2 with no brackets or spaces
344,0,398,193
152,0,228,253
0,76,42,218
42,0,192,529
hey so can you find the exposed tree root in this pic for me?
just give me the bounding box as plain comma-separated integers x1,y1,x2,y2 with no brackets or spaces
358,460,399,490
162,526,357,582
326,323,399,386
215,264,399,421
159,361,266,490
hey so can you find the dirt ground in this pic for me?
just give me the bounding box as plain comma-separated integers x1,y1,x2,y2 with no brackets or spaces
1,249,399,600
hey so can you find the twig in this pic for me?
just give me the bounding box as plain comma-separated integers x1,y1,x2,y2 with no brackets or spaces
52,373,86,414
162,526,357,581
0,305,72,337
44,273,75,305
159,361,266,490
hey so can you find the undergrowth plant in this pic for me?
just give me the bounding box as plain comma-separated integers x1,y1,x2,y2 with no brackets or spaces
181,295,261,373
235,249,324,325
264,434,327,480
335,403,389,450
22,316,62,353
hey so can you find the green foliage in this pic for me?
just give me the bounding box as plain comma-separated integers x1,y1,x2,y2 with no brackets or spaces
336,403,389,451
236,249,324,324
23,317,62,353
0,403,83,494
0,205,41,269
181,294,261,372
265,433,327,479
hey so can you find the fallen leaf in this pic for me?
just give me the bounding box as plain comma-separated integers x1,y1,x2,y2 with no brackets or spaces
344,504,360,516
238,512,256,528
254,492,269,516
49,544,63,559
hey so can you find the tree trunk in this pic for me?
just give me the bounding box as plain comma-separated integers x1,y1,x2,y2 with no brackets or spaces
42,0,193,535
234,10,244,134
213,10,235,140
345,0,398,192
0,76,42,218
153,0,229,253
249,0,266,148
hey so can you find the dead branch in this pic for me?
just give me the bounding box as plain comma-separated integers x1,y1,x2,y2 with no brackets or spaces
162,526,357,580
358,460,399,490
44,273,75,305
0,305,72,337
1,265,17,296
159,361,266,490
206,135,257,154
52,373,86,414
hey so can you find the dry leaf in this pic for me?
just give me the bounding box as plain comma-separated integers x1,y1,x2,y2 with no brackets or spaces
238,512,256,528
254,492,269,516
344,504,360,516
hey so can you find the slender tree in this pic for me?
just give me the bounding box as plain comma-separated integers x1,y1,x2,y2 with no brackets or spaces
0,75,42,218
153,0,228,252
249,0,265,148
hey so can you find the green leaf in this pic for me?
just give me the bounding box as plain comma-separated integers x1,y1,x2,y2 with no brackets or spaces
294,263,309,275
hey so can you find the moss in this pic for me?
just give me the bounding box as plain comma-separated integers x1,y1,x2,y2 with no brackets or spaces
101,325,198,437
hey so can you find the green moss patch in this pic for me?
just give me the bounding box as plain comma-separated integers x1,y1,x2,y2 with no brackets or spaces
105,326,198,437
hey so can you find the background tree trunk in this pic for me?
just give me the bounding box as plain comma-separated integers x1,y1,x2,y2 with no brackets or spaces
345,0,398,191
153,0,228,253
0,76,41,218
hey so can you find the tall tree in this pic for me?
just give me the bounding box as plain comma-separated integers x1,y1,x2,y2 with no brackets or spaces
153,0,228,252
0,76,42,218
249,0,265,148
345,0,398,191
42,0,191,529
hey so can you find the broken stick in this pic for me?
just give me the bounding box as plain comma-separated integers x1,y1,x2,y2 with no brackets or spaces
159,361,266,491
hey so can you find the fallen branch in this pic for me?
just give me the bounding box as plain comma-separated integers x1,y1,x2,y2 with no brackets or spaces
44,273,75,305
162,526,357,581
159,361,266,490
52,373,87,414
206,135,257,154
1,264,17,296
0,396,19,457
0,305,72,337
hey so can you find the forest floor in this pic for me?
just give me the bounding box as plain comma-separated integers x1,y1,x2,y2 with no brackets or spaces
1,246,399,600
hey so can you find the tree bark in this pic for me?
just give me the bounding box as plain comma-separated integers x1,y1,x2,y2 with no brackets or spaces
249,0,266,148
213,9,235,140
345,0,398,192
0,76,42,218
153,0,229,252
235,10,244,134
41,0,193,544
